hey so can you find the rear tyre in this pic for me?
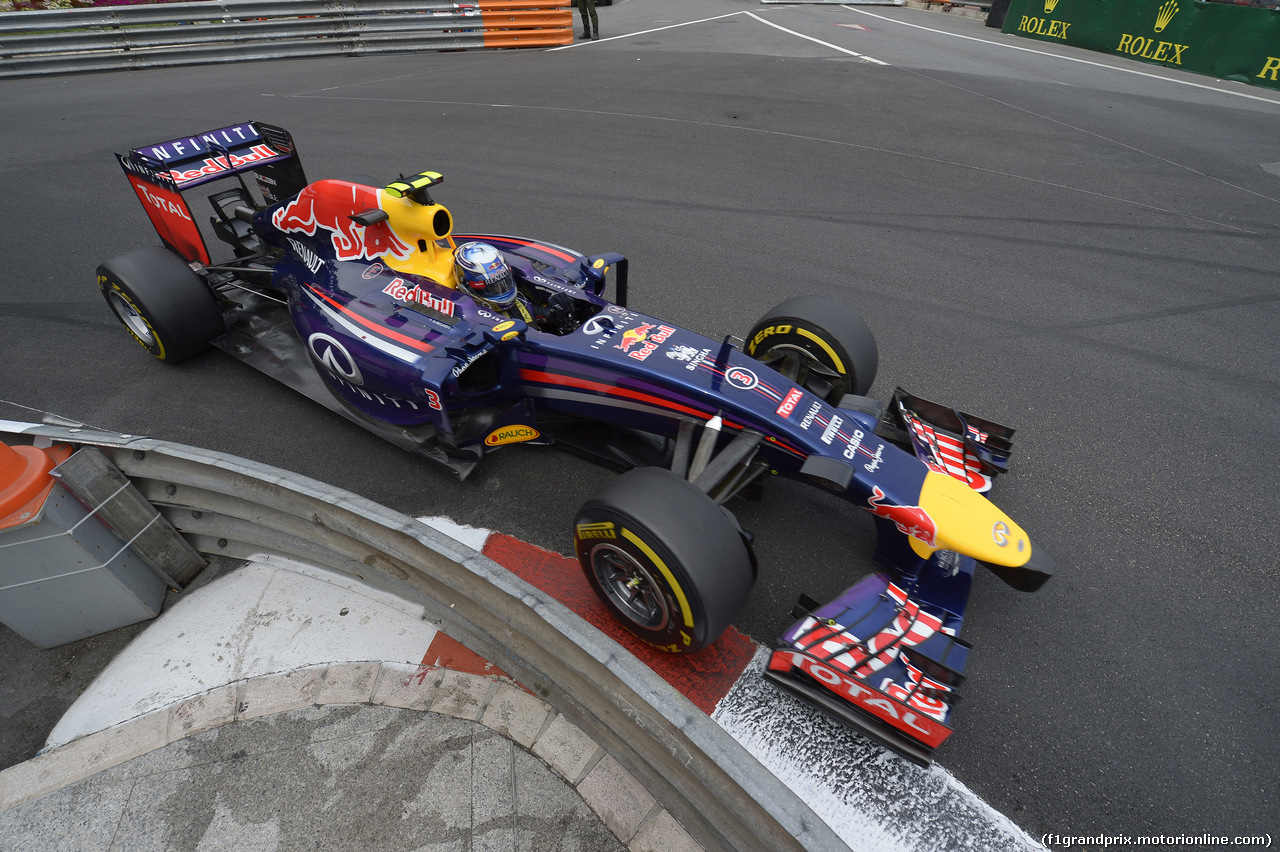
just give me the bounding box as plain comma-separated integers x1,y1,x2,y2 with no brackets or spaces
745,295,879,403
574,467,755,654
96,247,224,363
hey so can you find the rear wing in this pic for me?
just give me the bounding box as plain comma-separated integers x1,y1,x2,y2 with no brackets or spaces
116,121,307,264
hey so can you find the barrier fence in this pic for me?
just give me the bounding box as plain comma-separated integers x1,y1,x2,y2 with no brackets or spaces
0,0,573,78
0,420,849,852
1002,0,1280,92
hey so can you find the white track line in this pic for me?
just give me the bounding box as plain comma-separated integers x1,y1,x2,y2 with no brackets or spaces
746,11,889,65
551,9,888,64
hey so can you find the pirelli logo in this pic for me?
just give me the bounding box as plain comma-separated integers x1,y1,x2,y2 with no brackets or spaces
575,522,617,540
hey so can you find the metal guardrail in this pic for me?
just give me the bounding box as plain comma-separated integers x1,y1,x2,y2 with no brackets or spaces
0,420,849,852
0,0,573,79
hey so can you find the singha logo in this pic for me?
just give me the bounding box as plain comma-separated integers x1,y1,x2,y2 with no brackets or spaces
1154,0,1178,32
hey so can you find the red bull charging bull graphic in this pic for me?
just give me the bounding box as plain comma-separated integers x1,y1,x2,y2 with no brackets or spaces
272,180,415,263
866,485,938,549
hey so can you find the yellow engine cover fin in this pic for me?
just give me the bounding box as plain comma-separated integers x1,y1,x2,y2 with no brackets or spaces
385,171,444,203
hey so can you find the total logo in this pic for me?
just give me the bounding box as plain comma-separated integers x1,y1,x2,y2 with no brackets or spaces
776,388,804,419
485,425,541,446
766,651,947,747
134,182,193,221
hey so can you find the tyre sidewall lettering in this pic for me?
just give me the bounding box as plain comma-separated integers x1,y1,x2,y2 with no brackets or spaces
750,321,841,372
747,323,792,354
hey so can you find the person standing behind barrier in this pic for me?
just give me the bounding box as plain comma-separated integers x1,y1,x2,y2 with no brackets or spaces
577,0,599,40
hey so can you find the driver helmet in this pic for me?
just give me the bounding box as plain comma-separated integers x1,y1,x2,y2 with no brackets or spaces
454,242,516,311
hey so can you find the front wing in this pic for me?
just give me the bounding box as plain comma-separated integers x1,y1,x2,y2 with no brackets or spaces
764,567,973,765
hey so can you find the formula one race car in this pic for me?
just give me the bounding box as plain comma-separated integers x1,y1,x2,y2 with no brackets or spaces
98,121,1053,764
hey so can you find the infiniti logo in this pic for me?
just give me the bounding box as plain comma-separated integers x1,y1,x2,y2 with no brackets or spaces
308,333,363,385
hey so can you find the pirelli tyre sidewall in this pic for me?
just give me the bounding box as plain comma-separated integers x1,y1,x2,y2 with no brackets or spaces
97,246,224,363
746,295,879,400
574,467,754,654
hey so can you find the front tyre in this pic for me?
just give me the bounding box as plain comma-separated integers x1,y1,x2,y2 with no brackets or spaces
745,295,879,403
574,467,755,654
96,247,224,363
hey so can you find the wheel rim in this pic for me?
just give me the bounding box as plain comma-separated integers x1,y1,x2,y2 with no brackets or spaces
108,291,155,346
588,542,670,631
754,343,849,401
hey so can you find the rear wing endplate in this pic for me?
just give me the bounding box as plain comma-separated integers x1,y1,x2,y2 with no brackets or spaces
116,121,308,264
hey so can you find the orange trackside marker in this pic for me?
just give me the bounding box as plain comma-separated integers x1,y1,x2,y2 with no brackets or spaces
483,32,575,49
474,0,572,9
0,441,73,530
476,2,573,49
480,10,572,25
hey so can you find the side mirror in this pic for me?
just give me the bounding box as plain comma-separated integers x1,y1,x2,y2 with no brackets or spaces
584,253,628,306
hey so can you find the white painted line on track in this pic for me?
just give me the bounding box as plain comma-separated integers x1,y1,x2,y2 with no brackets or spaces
549,9,888,64
746,11,890,65
844,5,1280,106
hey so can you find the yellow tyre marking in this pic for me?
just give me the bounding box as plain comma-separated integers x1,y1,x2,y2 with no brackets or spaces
797,327,845,375
112,285,166,360
621,528,694,629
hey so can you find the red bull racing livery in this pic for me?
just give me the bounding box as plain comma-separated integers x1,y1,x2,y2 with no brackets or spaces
98,121,1054,765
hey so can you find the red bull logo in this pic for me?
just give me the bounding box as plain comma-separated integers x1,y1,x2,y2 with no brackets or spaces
166,144,282,187
382,278,455,316
617,324,675,361
272,181,413,263
615,323,655,353
866,486,938,548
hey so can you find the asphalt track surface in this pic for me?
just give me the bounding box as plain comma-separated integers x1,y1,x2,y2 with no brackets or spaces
2,0,1278,846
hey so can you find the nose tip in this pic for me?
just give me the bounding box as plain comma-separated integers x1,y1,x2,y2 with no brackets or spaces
981,540,1055,592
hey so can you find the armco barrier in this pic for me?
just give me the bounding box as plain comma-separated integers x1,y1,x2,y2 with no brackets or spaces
0,420,848,852
1002,0,1280,92
0,0,573,79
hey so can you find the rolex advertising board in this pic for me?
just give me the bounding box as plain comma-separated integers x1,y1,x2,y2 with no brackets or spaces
1002,0,1280,92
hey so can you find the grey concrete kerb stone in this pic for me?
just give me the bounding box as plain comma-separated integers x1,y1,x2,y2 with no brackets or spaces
0,660,704,852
